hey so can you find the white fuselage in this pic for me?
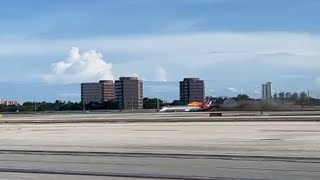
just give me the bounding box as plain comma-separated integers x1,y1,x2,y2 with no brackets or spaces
158,105,201,112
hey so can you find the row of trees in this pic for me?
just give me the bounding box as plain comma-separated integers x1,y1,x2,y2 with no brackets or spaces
274,91,309,101
0,101,83,112
0,98,165,112
0,100,120,112
143,98,164,109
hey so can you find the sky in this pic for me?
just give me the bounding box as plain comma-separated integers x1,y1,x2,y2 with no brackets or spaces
1,0,320,102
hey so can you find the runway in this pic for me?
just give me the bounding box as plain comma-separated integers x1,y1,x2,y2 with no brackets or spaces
2,111,320,123
1,121,320,179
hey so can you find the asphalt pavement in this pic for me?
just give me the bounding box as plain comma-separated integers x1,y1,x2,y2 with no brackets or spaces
2,111,320,123
0,121,320,179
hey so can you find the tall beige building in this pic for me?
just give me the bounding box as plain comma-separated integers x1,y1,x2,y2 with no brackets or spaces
81,80,115,104
99,80,115,102
180,78,205,104
115,77,143,109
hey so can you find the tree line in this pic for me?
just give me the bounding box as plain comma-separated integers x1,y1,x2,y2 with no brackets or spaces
0,98,162,112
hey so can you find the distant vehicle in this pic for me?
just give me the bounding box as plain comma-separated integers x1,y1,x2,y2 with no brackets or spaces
158,100,214,112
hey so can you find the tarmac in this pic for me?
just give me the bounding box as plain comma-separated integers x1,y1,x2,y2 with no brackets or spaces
2,111,320,123
1,112,320,179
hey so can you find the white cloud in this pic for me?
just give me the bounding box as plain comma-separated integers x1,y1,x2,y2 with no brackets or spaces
43,47,114,83
2,31,320,82
155,66,167,82
227,87,238,93
2,32,320,58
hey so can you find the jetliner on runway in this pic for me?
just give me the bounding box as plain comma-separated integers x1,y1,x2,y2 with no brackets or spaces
158,100,214,112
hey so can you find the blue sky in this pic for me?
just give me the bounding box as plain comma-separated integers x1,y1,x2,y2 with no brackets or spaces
2,0,320,37
1,0,320,102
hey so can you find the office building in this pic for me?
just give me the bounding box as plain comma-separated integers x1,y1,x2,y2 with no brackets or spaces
81,83,102,104
262,82,272,99
4,100,18,106
262,84,267,99
99,80,115,102
180,78,205,104
0,97,18,106
115,77,143,109
81,80,115,104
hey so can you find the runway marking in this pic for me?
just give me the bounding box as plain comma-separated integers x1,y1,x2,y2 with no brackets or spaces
131,129,180,132
0,159,150,166
31,129,67,131
0,149,320,163
216,167,320,173
0,167,264,180
259,138,282,141
260,130,320,133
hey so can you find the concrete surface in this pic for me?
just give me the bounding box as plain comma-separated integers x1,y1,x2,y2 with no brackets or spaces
0,121,320,179
2,111,320,123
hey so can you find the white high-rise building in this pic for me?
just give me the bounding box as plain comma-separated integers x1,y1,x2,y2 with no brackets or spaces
262,82,272,99
262,84,267,99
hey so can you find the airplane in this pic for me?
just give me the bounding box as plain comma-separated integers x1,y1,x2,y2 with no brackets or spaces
158,100,214,112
